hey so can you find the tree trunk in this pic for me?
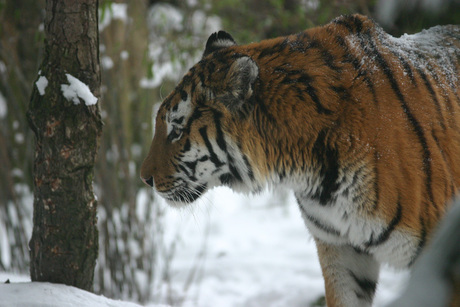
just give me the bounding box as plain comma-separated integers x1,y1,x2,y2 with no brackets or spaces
27,0,102,291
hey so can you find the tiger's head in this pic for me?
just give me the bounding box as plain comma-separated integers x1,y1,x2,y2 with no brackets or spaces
140,31,263,206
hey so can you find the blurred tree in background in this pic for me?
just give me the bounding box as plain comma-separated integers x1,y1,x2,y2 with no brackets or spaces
0,0,458,304
0,0,44,272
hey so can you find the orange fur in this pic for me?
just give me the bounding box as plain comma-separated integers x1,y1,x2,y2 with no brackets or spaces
141,14,460,306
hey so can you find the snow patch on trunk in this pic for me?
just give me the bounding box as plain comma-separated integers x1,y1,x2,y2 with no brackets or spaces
61,73,98,106
36,76,48,96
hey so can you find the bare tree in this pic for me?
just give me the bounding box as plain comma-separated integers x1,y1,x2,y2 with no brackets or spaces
27,0,102,291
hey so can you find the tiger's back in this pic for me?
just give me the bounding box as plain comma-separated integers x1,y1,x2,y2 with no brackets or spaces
241,15,460,266
141,15,460,306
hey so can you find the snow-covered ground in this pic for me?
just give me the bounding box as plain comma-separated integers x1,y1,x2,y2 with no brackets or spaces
0,277,146,307
0,187,409,307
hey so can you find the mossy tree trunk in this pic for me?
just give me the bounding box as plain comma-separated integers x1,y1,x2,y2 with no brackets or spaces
27,0,102,291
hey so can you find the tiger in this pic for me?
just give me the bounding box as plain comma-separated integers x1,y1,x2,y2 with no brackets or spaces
141,14,460,307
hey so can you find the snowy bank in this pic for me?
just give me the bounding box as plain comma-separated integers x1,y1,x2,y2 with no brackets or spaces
0,279,149,307
0,189,409,307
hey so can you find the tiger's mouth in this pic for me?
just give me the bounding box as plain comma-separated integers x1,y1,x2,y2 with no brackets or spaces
159,182,208,207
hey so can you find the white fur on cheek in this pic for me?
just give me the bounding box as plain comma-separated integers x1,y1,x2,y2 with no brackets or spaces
166,97,192,135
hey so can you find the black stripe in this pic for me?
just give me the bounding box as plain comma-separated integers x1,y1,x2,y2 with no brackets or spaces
281,73,332,115
288,38,307,53
364,31,436,211
291,31,341,72
372,151,380,212
184,108,202,133
213,113,245,183
198,126,224,168
180,90,188,101
417,68,447,130
408,213,427,267
219,173,233,185
306,81,332,115
395,52,416,84
225,139,244,182
172,116,184,125
349,271,377,301
181,74,192,85
190,79,197,95
243,154,255,181
178,163,195,179
320,48,342,72
431,130,455,191
335,34,378,105
205,61,216,76
331,85,351,101
198,71,206,85
298,205,341,236
182,139,191,153
443,50,460,91
257,38,289,59
212,110,227,152
333,15,364,34
423,58,455,112
311,129,340,205
365,199,402,247
228,156,243,182
254,93,277,126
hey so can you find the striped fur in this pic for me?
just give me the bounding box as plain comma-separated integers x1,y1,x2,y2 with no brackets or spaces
141,14,460,306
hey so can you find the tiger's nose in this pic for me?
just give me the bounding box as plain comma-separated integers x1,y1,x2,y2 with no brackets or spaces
141,176,154,188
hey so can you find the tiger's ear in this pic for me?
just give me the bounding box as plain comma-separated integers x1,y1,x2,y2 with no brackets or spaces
220,56,259,114
203,31,237,57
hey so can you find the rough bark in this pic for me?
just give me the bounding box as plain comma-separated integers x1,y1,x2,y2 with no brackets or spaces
27,0,102,291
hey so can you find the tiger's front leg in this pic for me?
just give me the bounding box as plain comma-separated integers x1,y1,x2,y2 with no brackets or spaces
314,238,380,307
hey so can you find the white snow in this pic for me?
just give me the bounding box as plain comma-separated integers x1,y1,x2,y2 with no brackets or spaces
99,3,129,32
189,10,221,36
386,25,460,89
140,61,177,89
148,188,409,306
15,133,24,144
0,61,6,74
0,188,409,307
0,91,6,119
35,76,48,96
101,56,114,70
61,73,98,106
0,278,148,307
0,223,10,268
11,168,23,178
120,51,129,60
302,0,320,10
148,4,184,33
141,4,221,89
186,0,198,7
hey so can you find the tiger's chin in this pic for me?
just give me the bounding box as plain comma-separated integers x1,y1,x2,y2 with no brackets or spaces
159,184,208,208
